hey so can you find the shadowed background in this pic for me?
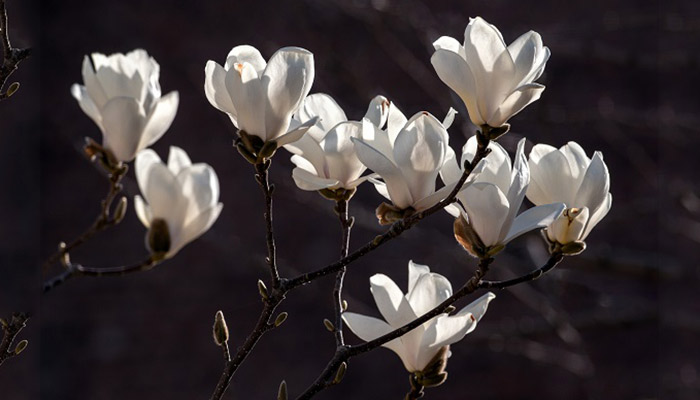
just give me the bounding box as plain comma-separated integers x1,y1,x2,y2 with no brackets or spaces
0,0,698,399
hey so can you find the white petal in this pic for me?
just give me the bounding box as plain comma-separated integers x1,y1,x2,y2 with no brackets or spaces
100,96,147,162
135,149,162,197
487,83,545,127
296,93,347,136
167,146,192,175
284,134,326,174
225,45,267,74
412,181,458,212
431,49,481,125
528,144,575,205
177,164,220,223
560,142,590,182
139,91,179,150
455,292,496,323
432,36,466,58
439,145,462,185
503,202,566,244
342,312,409,369
81,55,108,108
575,151,610,211
582,193,612,239
141,162,183,220
170,203,223,258
386,102,408,144
370,274,417,327
363,95,390,127
407,260,431,294
443,107,458,130
263,47,315,141
501,138,529,238
71,84,103,128
133,195,152,228
461,182,510,247
353,138,414,209
368,177,392,201
275,117,318,147
227,62,265,138
291,167,339,191
322,121,366,184
407,272,453,317
204,61,237,116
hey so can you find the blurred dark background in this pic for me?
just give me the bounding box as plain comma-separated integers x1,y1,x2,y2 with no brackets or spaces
0,0,698,399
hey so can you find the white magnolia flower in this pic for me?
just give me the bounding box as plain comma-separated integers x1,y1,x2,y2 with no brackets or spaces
343,261,495,373
71,49,179,163
352,103,459,212
445,137,564,256
431,17,549,129
134,147,223,259
204,45,316,149
283,93,389,191
527,142,612,244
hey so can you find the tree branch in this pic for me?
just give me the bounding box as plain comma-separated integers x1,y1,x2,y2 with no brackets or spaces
0,0,30,101
478,253,564,289
43,257,158,293
332,199,353,346
0,312,29,368
255,161,281,288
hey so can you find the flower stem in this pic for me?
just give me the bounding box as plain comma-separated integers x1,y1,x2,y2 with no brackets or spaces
42,257,158,293
255,161,281,288
333,199,353,346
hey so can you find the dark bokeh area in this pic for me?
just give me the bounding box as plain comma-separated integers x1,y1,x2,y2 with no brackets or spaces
0,0,698,399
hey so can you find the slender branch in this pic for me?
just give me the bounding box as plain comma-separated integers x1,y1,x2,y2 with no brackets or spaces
0,312,29,368
210,294,283,400
478,252,564,289
43,257,158,293
43,165,128,270
284,134,492,292
255,161,281,288
0,0,30,101
405,375,425,400
332,199,353,346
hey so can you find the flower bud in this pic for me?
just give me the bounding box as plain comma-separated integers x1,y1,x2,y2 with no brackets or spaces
147,218,171,258
453,215,486,258
277,380,288,400
257,279,269,300
547,207,589,245
113,197,128,224
212,310,229,347
274,312,288,327
6,82,20,97
14,340,28,355
333,362,347,384
323,318,335,332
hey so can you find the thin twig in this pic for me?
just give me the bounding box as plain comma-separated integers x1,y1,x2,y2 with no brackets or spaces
333,199,353,346
0,313,29,368
0,0,30,101
43,165,128,271
43,257,158,293
478,253,564,289
255,161,281,288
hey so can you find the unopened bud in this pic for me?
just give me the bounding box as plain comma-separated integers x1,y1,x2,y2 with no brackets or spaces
453,215,487,258
113,197,128,223
257,279,269,300
323,318,334,332
547,207,589,245
0,318,7,328
342,300,348,311
14,340,28,355
147,218,170,258
274,312,288,327
212,310,229,346
333,362,347,384
6,82,20,97
277,380,288,400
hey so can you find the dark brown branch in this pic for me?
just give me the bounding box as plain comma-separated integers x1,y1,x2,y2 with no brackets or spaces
255,161,281,288
43,257,158,293
332,199,353,346
0,312,29,368
0,0,30,101
478,253,564,289
43,164,128,271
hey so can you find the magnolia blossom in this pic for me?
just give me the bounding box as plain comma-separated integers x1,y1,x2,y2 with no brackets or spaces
444,137,564,256
134,147,223,259
527,142,612,244
71,49,179,162
352,103,461,212
343,261,495,373
431,17,549,129
204,45,316,149
283,93,389,191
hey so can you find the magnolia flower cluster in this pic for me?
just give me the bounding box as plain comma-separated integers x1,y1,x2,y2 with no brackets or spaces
67,15,611,392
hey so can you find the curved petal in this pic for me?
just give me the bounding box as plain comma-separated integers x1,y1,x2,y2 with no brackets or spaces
81,55,108,108
560,142,590,183
284,134,326,173
431,48,481,125
353,138,413,209
487,83,544,127
170,203,223,258
439,145,462,185
407,272,453,317
408,260,431,294
291,167,339,191
177,164,219,223
263,47,315,141
275,116,318,147
582,192,612,239
455,292,497,323
412,181,458,211
133,195,152,228
363,95,390,128
204,61,237,116
227,62,265,138
368,177,391,201
461,182,510,247
369,274,416,327
71,84,103,128
139,91,179,150
503,202,566,244
501,138,530,238
433,36,466,58
100,96,147,162
296,93,347,136
225,45,267,74
135,149,162,197
141,162,182,219
342,312,408,369
167,146,192,175
528,144,575,205
575,151,610,211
